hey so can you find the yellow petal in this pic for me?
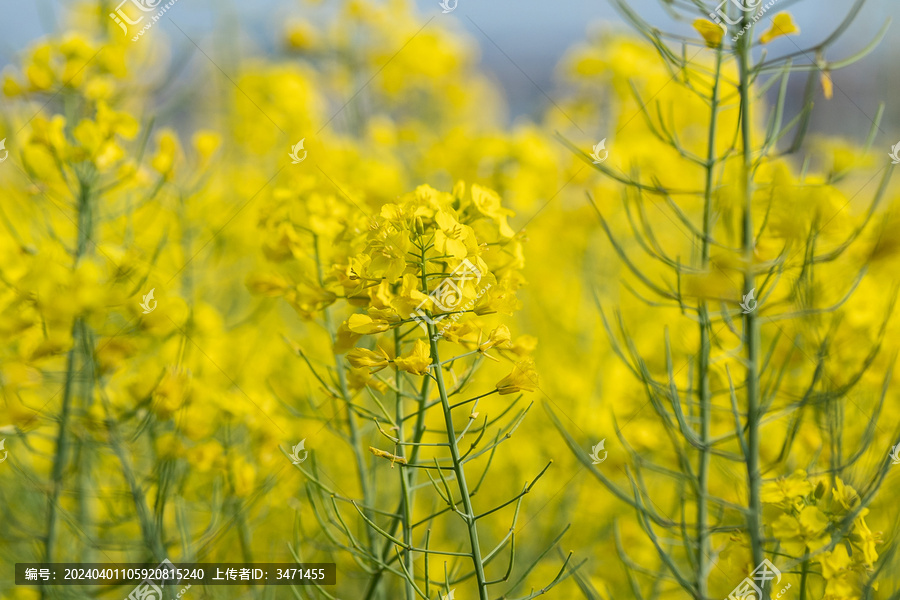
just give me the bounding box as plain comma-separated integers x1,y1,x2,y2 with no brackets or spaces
693,19,724,48
150,129,182,176
759,12,799,45
480,325,512,351
394,339,432,375
820,71,833,100
347,314,391,334
347,347,390,372
495,359,539,395
193,131,222,161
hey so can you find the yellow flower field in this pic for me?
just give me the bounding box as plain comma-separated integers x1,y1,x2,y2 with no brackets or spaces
1,1,899,599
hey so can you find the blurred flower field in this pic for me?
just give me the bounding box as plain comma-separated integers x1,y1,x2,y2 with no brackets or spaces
2,0,900,599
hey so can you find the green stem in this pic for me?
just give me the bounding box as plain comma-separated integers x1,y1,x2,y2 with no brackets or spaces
428,326,490,600
737,17,765,589
362,377,430,600
43,326,77,567
413,242,488,598
327,309,374,534
96,358,167,567
75,180,93,258
224,428,255,566
799,558,808,600
696,46,723,600
44,178,93,594
313,235,376,557
395,329,415,600
313,235,389,600
76,322,97,569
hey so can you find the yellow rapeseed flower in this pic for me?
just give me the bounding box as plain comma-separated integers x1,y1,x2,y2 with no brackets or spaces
186,440,224,473
818,547,857,599
470,184,515,238
479,325,512,352
347,313,392,334
333,322,363,354
154,432,183,460
771,505,829,556
851,514,880,565
347,346,391,373
759,12,800,44
693,19,723,48
509,334,538,357
193,130,222,162
495,359,539,395
434,210,471,259
263,223,304,262
285,19,319,51
232,458,257,498
150,129,182,177
394,339,431,375
832,477,860,512
760,469,813,504
151,366,192,418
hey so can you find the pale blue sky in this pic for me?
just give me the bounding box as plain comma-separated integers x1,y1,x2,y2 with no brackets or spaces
1,0,897,136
